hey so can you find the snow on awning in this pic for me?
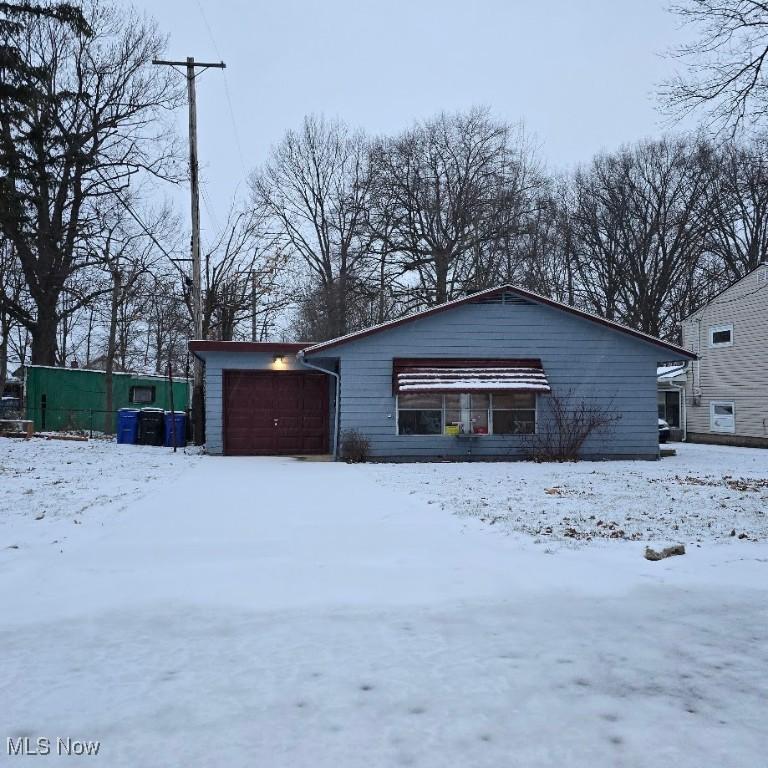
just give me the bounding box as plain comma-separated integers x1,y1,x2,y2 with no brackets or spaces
657,364,687,380
393,359,551,394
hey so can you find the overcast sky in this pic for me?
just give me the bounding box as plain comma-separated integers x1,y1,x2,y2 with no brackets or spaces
131,0,694,240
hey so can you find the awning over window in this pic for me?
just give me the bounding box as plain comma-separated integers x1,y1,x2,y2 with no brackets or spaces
393,358,551,393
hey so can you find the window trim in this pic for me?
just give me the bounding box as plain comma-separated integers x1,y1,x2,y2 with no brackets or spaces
395,392,538,436
709,400,735,433
708,323,733,348
129,384,156,404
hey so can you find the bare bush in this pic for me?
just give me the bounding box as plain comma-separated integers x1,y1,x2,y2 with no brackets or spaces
527,392,622,461
340,429,370,463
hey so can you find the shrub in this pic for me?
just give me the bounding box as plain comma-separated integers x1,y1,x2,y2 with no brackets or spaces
526,391,622,461
340,429,370,462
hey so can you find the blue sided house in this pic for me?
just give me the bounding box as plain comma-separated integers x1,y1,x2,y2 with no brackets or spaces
189,284,695,460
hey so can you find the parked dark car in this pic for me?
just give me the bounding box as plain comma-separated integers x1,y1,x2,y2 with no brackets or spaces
658,418,671,443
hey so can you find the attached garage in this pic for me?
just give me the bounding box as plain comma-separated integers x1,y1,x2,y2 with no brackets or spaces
223,370,329,455
188,342,334,457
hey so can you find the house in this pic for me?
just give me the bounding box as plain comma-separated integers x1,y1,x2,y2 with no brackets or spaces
23,365,189,432
190,284,695,461
681,262,768,447
657,363,688,441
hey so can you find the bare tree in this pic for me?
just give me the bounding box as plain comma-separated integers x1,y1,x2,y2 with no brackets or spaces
0,1,181,364
662,1,768,133
146,272,190,373
89,203,163,432
527,391,622,461
251,115,374,339
568,137,715,339
370,108,543,307
704,138,768,280
0,235,26,395
189,204,292,342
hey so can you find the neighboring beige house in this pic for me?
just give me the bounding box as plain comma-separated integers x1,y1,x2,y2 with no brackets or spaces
681,262,768,447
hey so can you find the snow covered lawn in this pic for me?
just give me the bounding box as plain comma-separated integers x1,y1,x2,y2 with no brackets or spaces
371,442,768,544
1,438,767,767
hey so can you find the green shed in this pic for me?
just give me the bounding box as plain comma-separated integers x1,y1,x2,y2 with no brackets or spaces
24,365,189,433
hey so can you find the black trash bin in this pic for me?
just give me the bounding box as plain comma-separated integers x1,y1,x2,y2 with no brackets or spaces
137,408,165,446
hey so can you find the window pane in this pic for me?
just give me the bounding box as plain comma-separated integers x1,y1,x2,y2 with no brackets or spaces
444,406,489,434
493,392,535,409
711,329,731,344
469,409,489,433
714,404,733,416
398,410,442,435
444,394,461,410
445,409,462,428
493,409,536,434
131,386,154,404
398,393,443,409
470,393,489,409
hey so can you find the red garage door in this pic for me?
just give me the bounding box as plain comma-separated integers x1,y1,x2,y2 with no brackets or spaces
223,371,329,456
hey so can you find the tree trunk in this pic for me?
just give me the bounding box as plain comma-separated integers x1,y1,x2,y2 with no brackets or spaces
434,253,450,304
85,308,95,365
30,300,59,365
0,315,9,399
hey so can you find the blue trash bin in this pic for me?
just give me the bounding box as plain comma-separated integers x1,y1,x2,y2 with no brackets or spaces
116,408,140,444
164,411,187,447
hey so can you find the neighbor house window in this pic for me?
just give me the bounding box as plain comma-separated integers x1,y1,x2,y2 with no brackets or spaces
709,401,735,433
397,393,537,435
129,385,156,404
708,324,733,347
492,392,537,434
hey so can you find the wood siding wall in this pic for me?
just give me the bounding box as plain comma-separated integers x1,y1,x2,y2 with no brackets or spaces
307,300,668,460
682,265,768,442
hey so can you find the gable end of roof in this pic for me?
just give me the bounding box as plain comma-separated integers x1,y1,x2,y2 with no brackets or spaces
302,284,696,360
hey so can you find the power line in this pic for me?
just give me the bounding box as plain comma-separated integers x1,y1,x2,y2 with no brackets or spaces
194,0,247,172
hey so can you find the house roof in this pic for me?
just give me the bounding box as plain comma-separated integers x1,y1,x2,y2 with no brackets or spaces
302,284,697,360
188,341,313,358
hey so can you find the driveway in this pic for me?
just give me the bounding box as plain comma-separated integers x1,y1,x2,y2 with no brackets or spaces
2,449,767,767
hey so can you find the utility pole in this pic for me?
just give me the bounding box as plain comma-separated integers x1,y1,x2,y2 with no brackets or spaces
152,56,225,445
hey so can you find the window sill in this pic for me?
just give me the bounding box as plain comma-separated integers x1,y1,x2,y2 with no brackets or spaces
396,433,536,438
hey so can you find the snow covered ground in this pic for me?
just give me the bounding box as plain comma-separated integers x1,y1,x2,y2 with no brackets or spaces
371,442,768,544
1,437,767,767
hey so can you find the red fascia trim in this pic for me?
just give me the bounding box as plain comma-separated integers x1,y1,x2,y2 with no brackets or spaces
188,341,314,358
302,285,697,360
393,357,543,370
